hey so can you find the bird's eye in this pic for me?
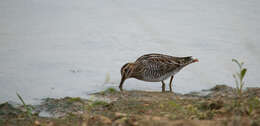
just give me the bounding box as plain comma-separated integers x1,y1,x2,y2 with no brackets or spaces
124,68,128,72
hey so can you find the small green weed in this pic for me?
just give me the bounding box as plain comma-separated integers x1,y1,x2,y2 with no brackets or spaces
66,97,84,103
232,59,247,97
16,93,33,120
100,88,118,95
168,101,182,110
105,88,117,93
246,97,260,116
91,101,109,107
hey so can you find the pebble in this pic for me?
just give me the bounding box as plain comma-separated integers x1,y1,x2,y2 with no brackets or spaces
115,112,127,118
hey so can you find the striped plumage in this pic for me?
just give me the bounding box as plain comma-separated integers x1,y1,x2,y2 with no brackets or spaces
119,53,199,92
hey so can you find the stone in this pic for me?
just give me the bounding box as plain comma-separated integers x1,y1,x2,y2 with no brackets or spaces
115,112,127,118
97,115,112,124
34,120,41,126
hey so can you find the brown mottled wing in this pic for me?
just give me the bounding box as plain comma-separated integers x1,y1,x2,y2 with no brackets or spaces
135,54,181,76
136,53,165,62
136,53,181,65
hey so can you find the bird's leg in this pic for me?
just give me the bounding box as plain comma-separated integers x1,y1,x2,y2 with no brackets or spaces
169,76,174,92
161,81,166,92
119,82,124,92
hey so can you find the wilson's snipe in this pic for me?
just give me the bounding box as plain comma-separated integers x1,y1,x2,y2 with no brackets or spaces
119,53,198,92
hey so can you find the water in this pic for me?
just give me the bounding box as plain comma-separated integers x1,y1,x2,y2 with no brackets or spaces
1,0,260,104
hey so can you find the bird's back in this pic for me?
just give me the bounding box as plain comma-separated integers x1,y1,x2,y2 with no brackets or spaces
132,53,183,82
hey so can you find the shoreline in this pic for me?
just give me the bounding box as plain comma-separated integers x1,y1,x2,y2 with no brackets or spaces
1,85,260,126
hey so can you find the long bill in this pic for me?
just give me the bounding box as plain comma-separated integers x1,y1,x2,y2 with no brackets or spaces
192,58,199,63
119,75,126,91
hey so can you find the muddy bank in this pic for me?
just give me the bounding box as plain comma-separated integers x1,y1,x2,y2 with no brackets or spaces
1,85,260,126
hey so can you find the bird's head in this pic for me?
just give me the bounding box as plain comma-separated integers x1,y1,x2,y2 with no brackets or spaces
187,56,199,64
179,56,199,65
119,62,135,91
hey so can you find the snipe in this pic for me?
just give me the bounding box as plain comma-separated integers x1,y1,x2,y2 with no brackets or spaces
119,53,198,92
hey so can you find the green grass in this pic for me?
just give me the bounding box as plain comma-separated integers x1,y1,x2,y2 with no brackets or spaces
66,97,84,103
232,59,247,97
246,96,260,116
91,101,109,107
16,92,33,121
100,87,118,95
105,88,117,93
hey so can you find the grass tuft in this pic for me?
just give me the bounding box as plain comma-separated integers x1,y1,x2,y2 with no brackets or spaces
65,97,84,103
16,92,33,121
91,101,109,107
104,88,117,93
100,88,118,95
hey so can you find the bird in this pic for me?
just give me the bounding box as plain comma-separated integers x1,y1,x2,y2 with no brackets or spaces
119,53,198,92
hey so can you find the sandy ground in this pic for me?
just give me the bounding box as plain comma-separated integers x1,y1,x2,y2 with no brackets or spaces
1,85,260,126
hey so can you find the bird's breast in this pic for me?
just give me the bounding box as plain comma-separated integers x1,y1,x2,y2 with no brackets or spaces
136,69,179,82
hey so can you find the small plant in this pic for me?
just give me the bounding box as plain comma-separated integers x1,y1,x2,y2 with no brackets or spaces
232,59,247,97
100,87,118,95
66,97,84,103
91,101,109,107
168,101,182,110
104,88,117,93
246,96,260,116
16,93,33,120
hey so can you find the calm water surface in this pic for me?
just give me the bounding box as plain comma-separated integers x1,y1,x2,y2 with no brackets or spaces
0,0,260,104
